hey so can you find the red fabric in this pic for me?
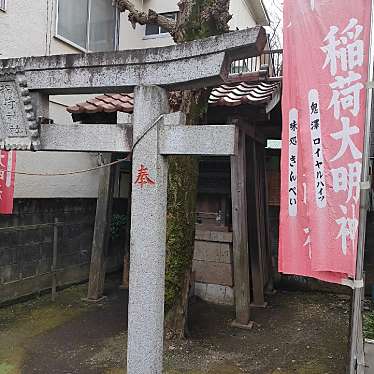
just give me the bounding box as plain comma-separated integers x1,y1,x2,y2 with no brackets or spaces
0,150,16,214
279,0,371,284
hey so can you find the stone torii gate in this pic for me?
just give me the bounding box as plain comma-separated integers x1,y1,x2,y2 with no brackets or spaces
0,26,266,374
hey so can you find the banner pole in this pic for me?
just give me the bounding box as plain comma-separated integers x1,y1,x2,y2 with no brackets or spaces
349,0,374,372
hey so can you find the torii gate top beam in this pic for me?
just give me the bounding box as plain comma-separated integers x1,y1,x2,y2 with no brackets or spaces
0,27,266,95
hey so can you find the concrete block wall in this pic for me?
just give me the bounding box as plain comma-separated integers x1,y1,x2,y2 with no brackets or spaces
192,230,234,305
0,199,125,304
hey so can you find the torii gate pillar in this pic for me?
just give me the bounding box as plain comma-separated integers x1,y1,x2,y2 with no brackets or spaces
127,85,169,374
127,85,238,374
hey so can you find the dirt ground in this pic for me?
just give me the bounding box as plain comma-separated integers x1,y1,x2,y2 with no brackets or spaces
0,277,350,374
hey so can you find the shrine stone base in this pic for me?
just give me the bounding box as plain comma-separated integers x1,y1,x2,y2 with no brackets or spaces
192,230,234,305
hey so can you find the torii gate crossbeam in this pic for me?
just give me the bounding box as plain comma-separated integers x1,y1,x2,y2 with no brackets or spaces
0,26,266,95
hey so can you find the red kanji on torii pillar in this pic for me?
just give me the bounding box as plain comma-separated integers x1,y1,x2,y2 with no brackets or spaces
134,164,155,188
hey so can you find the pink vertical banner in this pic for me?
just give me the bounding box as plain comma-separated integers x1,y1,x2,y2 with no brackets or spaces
279,0,372,284
0,150,16,214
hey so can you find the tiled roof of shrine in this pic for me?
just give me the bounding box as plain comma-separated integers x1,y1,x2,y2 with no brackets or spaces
66,81,280,114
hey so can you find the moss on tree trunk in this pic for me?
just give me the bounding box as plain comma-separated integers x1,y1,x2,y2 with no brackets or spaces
164,0,232,337
116,0,232,337
165,154,199,334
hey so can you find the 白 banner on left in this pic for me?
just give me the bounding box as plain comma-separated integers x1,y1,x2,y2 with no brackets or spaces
0,150,16,214
279,0,372,285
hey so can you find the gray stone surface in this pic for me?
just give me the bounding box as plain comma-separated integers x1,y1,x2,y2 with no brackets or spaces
40,122,132,152
193,260,233,286
40,122,236,155
194,282,234,305
0,68,38,150
195,230,233,243
26,53,226,94
117,112,133,124
127,85,170,374
127,87,237,373
162,111,186,127
159,125,237,156
365,340,374,374
192,229,234,303
194,241,232,264
0,27,266,94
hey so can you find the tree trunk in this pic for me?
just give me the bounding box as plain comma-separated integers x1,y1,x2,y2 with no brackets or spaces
164,0,231,337
116,0,232,338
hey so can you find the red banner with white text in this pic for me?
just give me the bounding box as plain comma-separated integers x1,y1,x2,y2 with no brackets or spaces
0,150,16,214
279,0,372,284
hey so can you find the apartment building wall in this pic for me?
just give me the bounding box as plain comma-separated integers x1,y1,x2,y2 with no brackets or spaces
119,0,178,50
0,0,100,198
230,0,258,29
0,0,77,59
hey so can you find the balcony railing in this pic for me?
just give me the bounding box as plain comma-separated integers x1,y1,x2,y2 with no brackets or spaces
230,49,283,82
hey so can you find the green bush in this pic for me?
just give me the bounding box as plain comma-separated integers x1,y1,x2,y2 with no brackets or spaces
110,214,127,240
364,312,374,340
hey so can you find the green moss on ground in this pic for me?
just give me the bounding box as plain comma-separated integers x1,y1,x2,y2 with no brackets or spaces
0,284,91,374
0,363,15,374
271,360,329,374
104,370,125,374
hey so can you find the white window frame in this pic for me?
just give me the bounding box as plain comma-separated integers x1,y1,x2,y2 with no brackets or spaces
0,0,6,12
143,11,178,40
55,0,120,53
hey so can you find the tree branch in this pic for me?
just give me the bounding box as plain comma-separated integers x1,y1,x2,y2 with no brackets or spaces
175,0,231,42
113,0,177,35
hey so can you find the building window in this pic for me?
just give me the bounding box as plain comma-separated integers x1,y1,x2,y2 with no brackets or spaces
56,0,119,52
0,0,6,12
145,12,177,37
